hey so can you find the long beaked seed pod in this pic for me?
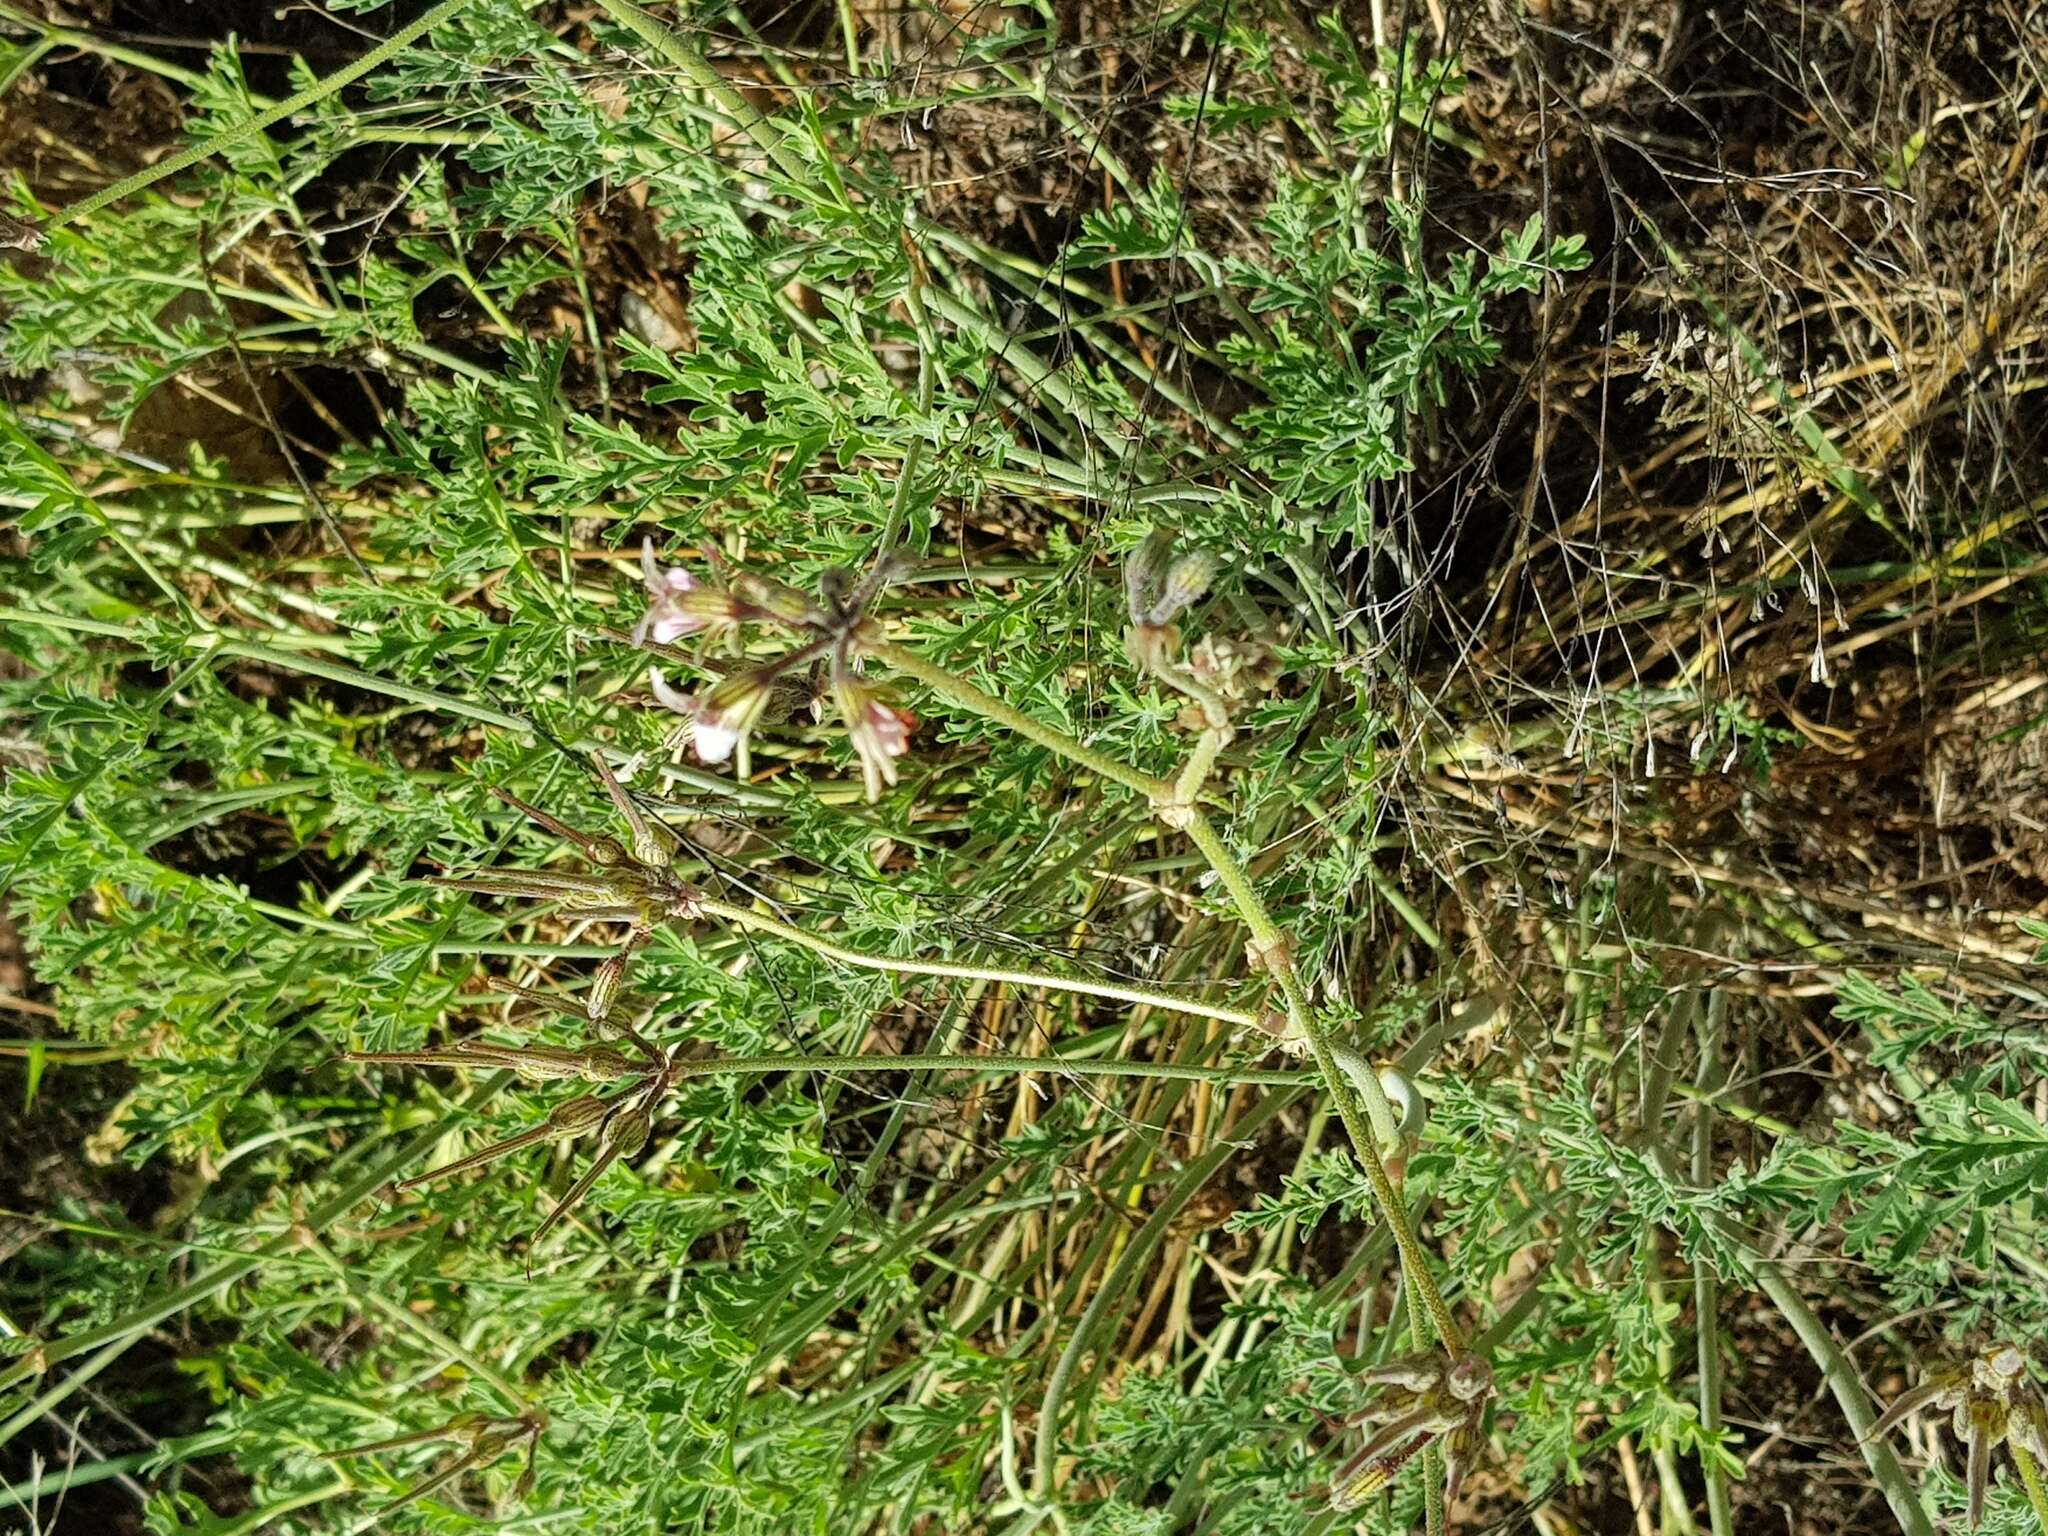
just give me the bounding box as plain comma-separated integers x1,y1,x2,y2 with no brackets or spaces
530,1100,655,1245
393,1094,613,1192
344,1042,637,1083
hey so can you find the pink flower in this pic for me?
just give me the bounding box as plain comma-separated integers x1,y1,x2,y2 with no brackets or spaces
634,540,745,646
836,677,915,801
649,667,772,766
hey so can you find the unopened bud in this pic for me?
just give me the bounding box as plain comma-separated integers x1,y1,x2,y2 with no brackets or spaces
1124,529,1214,627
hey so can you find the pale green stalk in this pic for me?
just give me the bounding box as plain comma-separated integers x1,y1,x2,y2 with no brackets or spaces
695,896,1261,1029
1642,1130,1934,1536
1180,809,1464,1354
2013,1445,2048,1534
1172,727,1230,805
1692,989,1734,1536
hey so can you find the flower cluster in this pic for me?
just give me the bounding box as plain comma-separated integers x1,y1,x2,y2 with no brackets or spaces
629,541,915,800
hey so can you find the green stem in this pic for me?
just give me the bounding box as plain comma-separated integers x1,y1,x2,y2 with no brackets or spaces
1181,809,1463,1354
590,0,815,190
215,1480,348,1536
672,1051,1309,1088
301,1237,529,1410
47,0,480,229
864,630,1465,1362
1579,1038,1798,1137
1334,1032,1447,1532
1643,1117,1932,1536
0,1445,156,1507
1692,989,1734,1536
2014,1445,2048,1534
1744,1255,1933,1536
1027,1087,1302,1512
1171,727,1229,805
695,896,1260,1029
863,636,1169,800
876,233,938,554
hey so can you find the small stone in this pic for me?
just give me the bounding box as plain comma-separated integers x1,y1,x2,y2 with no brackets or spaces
619,290,690,353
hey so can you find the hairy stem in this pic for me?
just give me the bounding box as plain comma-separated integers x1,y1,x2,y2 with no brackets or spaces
1181,809,1463,1354
1171,727,1229,805
865,630,1463,1356
2013,1445,2048,1534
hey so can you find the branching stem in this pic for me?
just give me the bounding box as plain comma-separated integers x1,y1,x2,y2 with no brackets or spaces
865,637,1466,1363
1180,810,1463,1356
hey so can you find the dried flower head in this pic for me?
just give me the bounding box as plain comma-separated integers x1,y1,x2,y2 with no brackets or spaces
1867,1343,2048,1526
1327,1348,1495,1511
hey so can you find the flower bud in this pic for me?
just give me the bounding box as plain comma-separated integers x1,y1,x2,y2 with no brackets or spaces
1124,528,1214,628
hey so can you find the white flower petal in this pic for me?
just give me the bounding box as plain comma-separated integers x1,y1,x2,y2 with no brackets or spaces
692,720,740,764
647,666,695,715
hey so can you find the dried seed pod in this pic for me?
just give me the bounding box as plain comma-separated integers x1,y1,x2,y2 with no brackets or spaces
1325,1347,1496,1511
393,1093,612,1193
1866,1343,2048,1528
324,1407,546,1514
531,1098,656,1245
